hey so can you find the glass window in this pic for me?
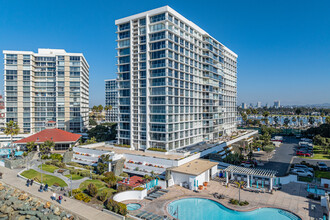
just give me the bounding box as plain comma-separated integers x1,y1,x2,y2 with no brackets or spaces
139,18,146,26
119,23,130,31
150,13,165,23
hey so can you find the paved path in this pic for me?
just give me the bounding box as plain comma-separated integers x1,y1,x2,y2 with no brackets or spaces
0,166,118,220
30,162,89,189
262,137,297,176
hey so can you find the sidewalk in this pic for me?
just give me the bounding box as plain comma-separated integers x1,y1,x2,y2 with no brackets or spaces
0,166,116,220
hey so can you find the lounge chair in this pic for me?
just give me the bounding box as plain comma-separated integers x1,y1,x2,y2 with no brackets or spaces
159,189,169,193
142,212,153,219
136,211,148,218
145,196,155,201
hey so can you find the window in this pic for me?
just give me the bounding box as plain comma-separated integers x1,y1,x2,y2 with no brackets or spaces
150,13,165,23
139,18,146,26
140,27,146,35
150,31,165,41
119,23,130,31
119,31,130,39
150,41,166,50
119,56,130,64
119,40,130,48
150,50,166,59
150,23,165,32
119,48,130,55
70,56,80,61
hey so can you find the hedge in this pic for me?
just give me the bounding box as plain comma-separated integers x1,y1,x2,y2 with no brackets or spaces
147,147,167,152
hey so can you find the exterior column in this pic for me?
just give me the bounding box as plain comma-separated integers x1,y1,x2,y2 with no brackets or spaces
250,175,253,187
226,171,229,184
247,175,250,188
270,177,273,191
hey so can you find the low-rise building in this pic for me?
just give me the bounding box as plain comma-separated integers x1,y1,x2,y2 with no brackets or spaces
14,128,82,151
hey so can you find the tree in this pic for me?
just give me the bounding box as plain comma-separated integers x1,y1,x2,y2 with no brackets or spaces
87,125,117,142
87,183,98,197
240,112,248,126
283,117,290,127
39,140,55,155
4,120,20,147
273,116,279,128
295,108,302,116
309,117,315,126
326,116,330,125
292,117,297,127
235,181,245,203
262,111,270,125
26,141,36,153
246,109,251,115
103,172,117,188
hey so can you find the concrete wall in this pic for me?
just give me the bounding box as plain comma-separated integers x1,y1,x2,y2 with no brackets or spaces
113,189,147,202
102,209,125,220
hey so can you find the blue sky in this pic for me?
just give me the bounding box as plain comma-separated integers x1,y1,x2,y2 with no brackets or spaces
0,0,329,106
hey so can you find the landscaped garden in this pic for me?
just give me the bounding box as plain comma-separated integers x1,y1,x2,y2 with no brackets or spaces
21,169,67,187
38,164,59,173
64,174,84,180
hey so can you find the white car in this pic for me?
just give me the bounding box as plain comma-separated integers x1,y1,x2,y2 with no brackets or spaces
317,162,328,171
291,169,313,177
294,164,314,172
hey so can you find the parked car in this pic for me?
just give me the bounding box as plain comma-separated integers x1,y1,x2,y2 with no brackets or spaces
317,162,328,171
240,161,255,168
294,164,314,172
291,169,313,177
296,151,312,157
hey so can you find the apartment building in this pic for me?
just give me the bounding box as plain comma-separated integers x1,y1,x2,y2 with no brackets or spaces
105,79,118,122
3,49,89,133
115,6,237,151
0,95,5,129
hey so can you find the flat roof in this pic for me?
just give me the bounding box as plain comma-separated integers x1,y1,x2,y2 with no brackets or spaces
94,145,182,160
170,159,218,176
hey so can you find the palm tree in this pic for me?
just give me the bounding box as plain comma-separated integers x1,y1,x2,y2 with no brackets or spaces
273,116,279,128
39,140,55,155
26,141,36,153
235,181,245,203
308,117,315,126
283,117,290,127
292,117,297,127
262,111,270,125
4,120,20,148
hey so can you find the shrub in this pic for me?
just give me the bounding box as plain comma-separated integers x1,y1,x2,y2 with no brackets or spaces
147,147,167,152
74,193,85,200
91,174,99,180
50,153,63,161
83,197,91,203
41,155,49,160
239,201,249,206
105,199,127,216
72,188,81,195
45,161,52,165
134,187,145,191
87,183,98,197
229,198,239,205
263,145,275,153
53,183,60,187
120,172,129,177
117,185,132,192
98,189,110,202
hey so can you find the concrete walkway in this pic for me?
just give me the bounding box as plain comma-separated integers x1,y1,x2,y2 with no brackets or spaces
0,166,119,220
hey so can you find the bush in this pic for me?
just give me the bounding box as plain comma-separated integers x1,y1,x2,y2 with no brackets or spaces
45,161,52,165
147,147,167,152
72,188,81,195
41,155,49,160
120,172,129,177
53,183,60,187
134,187,145,191
75,193,85,200
87,183,98,197
105,199,127,216
50,153,63,161
98,189,110,202
117,185,132,192
263,145,275,153
229,198,239,205
239,201,249,206
83,197,91,203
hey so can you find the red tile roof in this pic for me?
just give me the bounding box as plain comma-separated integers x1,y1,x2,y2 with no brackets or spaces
14,128,82,144
118,176,144,188
47,121,56,123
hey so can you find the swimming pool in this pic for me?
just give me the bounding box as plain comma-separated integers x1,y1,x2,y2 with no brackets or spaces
307,188,325,195
167,198,301,220
127,203,141,211
0,149,23,157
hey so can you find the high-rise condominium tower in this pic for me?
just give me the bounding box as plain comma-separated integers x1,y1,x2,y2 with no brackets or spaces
115,6,237,151
105,79,118,122
3,49,89,133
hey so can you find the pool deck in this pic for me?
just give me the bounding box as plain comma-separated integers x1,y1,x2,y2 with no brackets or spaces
129,179,323,220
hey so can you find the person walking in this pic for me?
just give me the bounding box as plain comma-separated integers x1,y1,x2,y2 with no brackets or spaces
39,184,43,192
30,179,34,186
58,195,62,204
26,179,30,187
52,192,56,201
44,183,48,192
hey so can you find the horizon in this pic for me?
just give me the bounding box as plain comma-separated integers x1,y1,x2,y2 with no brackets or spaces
0,0,329,106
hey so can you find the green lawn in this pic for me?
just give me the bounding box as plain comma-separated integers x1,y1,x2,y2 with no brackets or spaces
65,174,84,180
38,164,59,173
79,179,116,196
299,145,330,160
21,169,67,187
315,171,330,179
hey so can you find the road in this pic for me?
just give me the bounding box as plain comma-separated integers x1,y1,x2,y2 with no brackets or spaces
261,137,297,176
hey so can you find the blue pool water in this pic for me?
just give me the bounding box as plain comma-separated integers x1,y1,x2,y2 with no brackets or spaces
168,198,301,220
0,149,23,157
307,188,325,195
127,203,141,211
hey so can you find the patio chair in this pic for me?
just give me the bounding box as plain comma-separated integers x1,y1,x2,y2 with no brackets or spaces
145,196,155,201
159,189,169,193
136,211,148,218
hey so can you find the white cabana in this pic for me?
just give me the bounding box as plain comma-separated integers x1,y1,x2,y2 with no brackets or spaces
223,165,277,191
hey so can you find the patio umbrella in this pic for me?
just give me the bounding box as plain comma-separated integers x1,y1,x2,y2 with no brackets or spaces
250,177,252,187
262,181,264,188
156,178,158,186
194,179,196,188
197,180,199,188
274,178,277,186
307,184,310,191
256,180,259,189
278,178,281,185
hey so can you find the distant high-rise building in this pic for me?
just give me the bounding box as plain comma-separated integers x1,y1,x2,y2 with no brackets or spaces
274,100,281,108
3,49,89,133
116,6,238,150
241,103,247,109
256,102,262,108
105,79,118,122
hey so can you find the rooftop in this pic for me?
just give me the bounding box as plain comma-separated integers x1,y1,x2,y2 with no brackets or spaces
117,176,144,188
14,128,82,144
170,159,218,176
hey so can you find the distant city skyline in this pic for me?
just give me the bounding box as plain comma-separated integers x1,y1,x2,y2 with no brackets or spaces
0,0,329,106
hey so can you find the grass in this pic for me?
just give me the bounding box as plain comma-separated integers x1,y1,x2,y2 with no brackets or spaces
298,176,313,183
79,179,116,196
315,171,330,179
21,169,67,187
298,145,330,160
38,164,59,173
65,174,84,180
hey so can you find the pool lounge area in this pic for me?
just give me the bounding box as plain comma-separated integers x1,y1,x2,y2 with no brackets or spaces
0,148,23,158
